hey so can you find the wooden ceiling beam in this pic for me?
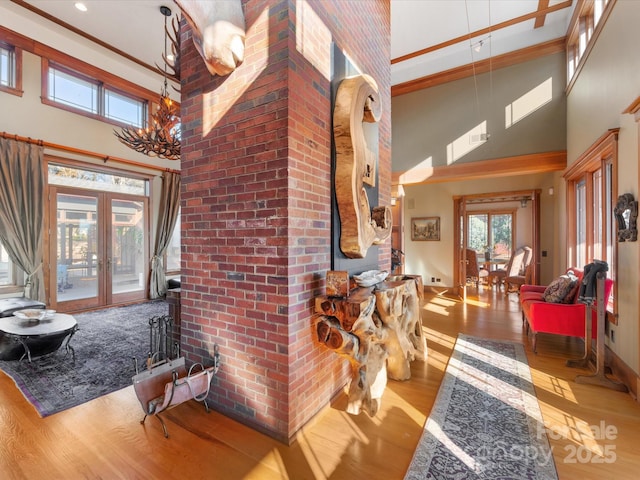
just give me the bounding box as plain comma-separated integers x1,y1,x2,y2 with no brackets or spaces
392,37,565,96
391,0,572,65
534,0,551,29
392,151,566,186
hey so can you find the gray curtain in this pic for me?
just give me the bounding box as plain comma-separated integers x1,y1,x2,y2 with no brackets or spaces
150,171,181,299
0,138,45,301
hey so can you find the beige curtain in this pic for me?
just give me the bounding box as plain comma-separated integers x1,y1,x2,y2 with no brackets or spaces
150,171,181,299
0,138,46,301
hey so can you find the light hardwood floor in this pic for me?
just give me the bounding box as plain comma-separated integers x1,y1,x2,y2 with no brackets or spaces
1,288,639,479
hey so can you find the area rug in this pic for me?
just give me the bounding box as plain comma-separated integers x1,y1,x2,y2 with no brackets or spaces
0,300,168,417
404,334,558,480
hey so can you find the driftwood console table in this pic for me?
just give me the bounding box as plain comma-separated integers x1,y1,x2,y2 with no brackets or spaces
315,275,427,416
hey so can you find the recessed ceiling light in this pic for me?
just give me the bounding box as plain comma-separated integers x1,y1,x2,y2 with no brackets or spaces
74,2,87,12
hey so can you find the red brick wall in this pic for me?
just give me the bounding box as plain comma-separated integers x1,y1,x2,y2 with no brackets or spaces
179,0,390,442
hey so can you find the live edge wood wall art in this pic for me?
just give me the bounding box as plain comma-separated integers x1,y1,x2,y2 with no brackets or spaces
333,74,392,258
315,275,427,416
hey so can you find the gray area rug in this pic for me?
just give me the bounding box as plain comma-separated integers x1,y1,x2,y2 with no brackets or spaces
0,300,168,417
405,334,558,480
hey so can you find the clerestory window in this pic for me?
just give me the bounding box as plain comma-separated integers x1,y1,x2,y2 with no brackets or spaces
0,41,22,96
567,0,614,89
45,62,146,128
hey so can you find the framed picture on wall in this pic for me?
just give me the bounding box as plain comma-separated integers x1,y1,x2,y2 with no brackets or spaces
411,216,440,241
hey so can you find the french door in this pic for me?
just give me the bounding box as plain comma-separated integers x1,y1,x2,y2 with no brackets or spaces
454,197,468,300
49,186,149,311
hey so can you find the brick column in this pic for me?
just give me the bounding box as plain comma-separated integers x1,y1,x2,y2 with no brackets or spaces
179,0,390,443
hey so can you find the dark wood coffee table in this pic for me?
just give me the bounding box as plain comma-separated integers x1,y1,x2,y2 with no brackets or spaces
0,313,78,362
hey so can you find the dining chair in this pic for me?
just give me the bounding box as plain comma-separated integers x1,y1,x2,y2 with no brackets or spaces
465,248,489,289
505,246,533,294
488,246,531,291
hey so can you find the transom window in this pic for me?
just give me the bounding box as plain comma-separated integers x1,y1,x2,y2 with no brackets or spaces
46,63,146,128
48,164,149,196
0,44,15,88
0,41,21,96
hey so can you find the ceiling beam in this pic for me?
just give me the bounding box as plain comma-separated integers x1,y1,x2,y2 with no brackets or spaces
392,151,566,186
391,0,572,65
534,0,551,29
392,37,565,97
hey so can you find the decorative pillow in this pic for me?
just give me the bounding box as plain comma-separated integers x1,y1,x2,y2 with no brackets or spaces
562,277,581,304
543,272,579,303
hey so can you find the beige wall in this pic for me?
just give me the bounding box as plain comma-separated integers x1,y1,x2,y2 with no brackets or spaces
392,52,567,288
566,1,640,374
402,172,557,288
393,52,566,173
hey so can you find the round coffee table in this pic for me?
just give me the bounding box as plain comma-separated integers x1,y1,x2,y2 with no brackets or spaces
0,313,78,362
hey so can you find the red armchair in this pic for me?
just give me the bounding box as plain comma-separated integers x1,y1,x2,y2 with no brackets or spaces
520,268,613,353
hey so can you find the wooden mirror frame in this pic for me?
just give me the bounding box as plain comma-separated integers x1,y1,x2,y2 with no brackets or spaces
614,193,638,242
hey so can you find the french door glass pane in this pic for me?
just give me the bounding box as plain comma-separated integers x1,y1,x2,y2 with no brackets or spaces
491,214,512,260
467,214,488,253
165,208,181,272
56,193,98,301
112,199,145,295
0,242,12,285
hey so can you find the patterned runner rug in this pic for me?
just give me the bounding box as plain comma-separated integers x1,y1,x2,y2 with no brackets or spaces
405,334,558,480
0,301,168,417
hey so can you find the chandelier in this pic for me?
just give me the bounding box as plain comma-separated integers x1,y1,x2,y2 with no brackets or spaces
114,6,180,160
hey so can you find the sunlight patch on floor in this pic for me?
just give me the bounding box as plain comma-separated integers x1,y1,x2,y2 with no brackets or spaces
424,328,456,348
537,402,611,457
529,368,578,403
292,387,428,480
423,302,451,317
425,348,449,372
380,388,428,426
463,298,491,308
243,448,291,480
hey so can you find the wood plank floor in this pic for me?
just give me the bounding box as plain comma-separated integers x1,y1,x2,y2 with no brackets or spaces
1,288,639,479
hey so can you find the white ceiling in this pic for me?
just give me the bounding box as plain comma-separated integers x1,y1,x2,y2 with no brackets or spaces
15,0,575,87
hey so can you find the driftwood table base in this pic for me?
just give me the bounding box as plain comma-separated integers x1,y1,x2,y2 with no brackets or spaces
315,275,427,416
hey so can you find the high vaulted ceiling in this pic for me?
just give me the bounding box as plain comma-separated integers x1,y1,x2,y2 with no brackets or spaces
11,0,575,88
391,0,574,87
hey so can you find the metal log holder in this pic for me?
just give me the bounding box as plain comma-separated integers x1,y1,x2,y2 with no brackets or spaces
131,314,221,438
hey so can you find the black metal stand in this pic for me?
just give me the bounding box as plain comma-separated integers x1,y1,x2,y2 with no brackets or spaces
567,272,628,392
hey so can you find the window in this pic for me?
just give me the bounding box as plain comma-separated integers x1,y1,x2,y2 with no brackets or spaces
0,41,22,96
48,164,148,196
48,66,99,114
467,211,514,261
45,62,146,128
0,44,15,87
564,129,618,320
567,0,613,87
165,208,181,274
105,89,145,127
0,241,13,286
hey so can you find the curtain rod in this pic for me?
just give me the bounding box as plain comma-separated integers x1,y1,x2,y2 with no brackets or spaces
0,132,180,175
